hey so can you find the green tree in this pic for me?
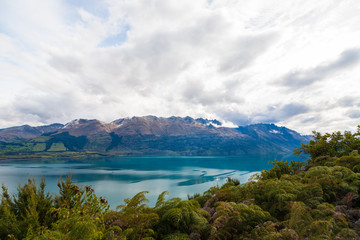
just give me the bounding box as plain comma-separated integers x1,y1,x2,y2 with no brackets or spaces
210,201,273,239
295,126,360,160
105,191,159,240
260,160,305,180
0,178,53,239
301,166,360,202
34,185,109,240
156,198,210,239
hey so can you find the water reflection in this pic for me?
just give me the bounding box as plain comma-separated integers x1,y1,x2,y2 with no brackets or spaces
0,154,299,208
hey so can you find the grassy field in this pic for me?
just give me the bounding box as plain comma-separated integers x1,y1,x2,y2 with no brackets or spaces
47,142,67,151
0,140,109,160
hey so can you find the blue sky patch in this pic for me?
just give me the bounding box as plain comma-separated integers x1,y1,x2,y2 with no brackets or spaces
98,25,130,47
64,0,109,19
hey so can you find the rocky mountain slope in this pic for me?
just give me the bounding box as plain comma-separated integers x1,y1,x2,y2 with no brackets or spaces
0,116,311,155
0,123,64,142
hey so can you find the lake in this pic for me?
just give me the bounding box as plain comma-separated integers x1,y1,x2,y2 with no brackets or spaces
0,153,301,209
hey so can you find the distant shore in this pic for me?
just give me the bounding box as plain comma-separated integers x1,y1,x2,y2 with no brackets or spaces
0,151,110,161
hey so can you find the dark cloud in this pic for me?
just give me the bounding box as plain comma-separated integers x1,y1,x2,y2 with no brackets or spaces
252,103,310,124
215,110,251,126
337,96,360,107
280,48,360,88
12,93,76,123
301,116,321,124
216,102,310,126
218,33,278,73
346,109,360,119
280,103,309,119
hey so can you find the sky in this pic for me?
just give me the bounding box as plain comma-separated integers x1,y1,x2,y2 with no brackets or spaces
1,0,360,134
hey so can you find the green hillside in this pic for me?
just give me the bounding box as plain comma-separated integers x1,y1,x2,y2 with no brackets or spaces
0,119,311,159
0,133,97,160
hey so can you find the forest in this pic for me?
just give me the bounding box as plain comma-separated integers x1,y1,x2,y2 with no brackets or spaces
1,127,360,239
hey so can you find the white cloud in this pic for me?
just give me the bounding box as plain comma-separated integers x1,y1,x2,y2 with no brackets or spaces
1,0,360,134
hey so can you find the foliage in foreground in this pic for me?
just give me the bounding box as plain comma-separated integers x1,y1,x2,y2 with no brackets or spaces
2,127,360,239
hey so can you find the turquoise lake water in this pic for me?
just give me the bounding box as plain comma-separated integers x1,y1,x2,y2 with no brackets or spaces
0,153,302,209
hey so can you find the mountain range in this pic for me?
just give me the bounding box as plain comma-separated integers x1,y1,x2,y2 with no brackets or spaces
0,116,311,156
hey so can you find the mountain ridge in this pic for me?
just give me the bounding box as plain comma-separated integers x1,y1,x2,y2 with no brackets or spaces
0,116,311,156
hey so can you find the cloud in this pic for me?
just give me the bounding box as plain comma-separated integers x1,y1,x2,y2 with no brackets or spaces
301,116,321,124
215,109,251,126
280,48,360,88
337,97,360,108
98,25,130,47
214,102,310,127
12,92,77,123
218,33,278,73
279,103,310,119
251,103,310,124
181,79,244,106
346,109,360,119
48,54,83,73
1,0,360,135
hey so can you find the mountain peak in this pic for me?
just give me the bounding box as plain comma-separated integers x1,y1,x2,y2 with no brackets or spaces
0,116,310,155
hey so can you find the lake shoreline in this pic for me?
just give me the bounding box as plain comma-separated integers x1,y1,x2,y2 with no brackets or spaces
0,154,298,208
0,151,110,161
0,150,298,161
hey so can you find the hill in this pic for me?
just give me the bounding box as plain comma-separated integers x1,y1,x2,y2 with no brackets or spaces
0,123,63,142
0,116,310,157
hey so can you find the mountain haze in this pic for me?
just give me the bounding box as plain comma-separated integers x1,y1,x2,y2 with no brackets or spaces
0,123,64,142
0,116,310,155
